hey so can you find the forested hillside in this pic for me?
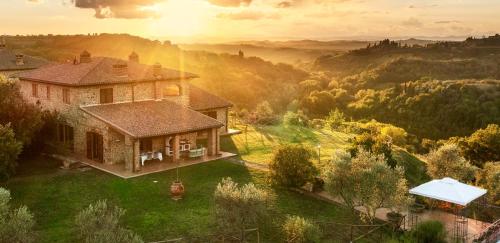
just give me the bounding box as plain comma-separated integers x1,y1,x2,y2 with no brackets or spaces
301,35,500,139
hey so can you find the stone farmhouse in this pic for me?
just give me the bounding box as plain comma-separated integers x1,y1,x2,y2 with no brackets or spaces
18,50,234,177
0,38,49,77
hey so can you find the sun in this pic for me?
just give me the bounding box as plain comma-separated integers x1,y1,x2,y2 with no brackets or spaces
147,0,211,37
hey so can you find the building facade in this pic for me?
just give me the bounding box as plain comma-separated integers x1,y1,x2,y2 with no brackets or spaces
18,51,232,174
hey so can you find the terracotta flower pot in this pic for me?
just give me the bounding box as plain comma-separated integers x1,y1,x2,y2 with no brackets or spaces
170,181,185,200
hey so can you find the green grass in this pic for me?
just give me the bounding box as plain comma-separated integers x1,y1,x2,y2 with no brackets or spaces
393,148,430,187
2,156,380,242
222,123,353,164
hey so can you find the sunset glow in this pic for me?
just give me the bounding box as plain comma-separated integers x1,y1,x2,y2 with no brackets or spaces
2,0,499,42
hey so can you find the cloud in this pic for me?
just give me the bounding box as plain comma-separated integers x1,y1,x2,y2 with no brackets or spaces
402,17,423,27
408,4,438,9
207,0,252,7
71,0,162,19
435,20,461,24
217,10,280,20
276,1,292,8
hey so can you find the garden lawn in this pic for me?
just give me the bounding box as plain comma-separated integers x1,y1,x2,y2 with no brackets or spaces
1,157,380,243
221,122,353,164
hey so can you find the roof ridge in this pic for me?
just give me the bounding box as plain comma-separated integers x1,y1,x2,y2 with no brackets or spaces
78,57,106,85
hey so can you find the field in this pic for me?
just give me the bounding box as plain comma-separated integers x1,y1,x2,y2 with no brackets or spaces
221,122,427,186
1,157,388,243
222,122,353,165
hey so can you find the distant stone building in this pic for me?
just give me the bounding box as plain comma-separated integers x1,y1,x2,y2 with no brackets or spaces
0,37,49,77
18,50,233,175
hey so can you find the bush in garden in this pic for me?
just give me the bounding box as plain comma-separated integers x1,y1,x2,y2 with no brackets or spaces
282,215,321,243
214,177,274,241
283,111,308,127
0,187,36,243
0,124,23,181
269,144,317,188
75,200,143,243
410,220,446,243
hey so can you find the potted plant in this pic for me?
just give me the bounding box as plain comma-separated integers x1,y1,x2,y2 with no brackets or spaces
386,193,413,231
170,160,184,200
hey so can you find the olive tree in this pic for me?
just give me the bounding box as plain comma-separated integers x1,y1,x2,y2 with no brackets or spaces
0,187,36,243
321,148,410,222
214,177,274,240
75,200,143,243
0,124,23,180
426,144,477,182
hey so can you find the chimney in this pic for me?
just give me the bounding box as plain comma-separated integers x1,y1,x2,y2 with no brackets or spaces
112,61,128,77
15,54,24,65
153,62,162,78
129,51,139,63
80,50,92,63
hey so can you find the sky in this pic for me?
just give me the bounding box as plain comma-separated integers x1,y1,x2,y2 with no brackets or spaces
1,0,499,43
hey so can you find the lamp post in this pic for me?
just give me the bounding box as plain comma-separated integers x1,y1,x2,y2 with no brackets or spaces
317,144,321,164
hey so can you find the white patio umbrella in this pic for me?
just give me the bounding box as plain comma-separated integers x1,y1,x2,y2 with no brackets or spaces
409,177,487,206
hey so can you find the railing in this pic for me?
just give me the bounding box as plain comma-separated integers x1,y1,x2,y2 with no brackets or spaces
473,219,500,243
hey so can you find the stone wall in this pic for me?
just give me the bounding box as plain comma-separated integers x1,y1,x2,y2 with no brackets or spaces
74,80,189,106
19,80,78,113
198,107,229,135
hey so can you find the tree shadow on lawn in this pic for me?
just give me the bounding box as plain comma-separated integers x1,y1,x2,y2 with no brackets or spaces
13,155,62,177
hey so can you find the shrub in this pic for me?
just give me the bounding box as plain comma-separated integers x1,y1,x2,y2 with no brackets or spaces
381,126,407,146
411,220,446,243
325,108,345,130
0,187,36,243
269,145,317,188
252,101,279,125
214,177,274,241
283,111,308,127
75,200,143,243
426,144,477,182
0,124,23,181
282,215,321,243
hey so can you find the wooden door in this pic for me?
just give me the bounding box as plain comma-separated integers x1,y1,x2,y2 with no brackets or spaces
86,132,103,163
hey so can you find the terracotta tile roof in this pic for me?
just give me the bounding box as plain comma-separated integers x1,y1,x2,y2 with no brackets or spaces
18,57,197,86
189,85,233,110
80,100,223,138
0,49,49,71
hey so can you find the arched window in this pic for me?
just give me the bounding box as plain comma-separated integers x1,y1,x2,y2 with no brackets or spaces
163,84,181,97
